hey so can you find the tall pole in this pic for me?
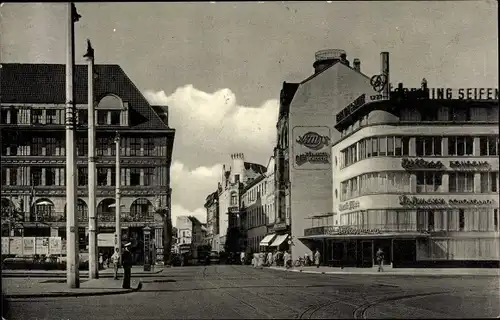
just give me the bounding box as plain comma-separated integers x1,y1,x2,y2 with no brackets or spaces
84,40,98,279
115,133,122,264
66,2,80,288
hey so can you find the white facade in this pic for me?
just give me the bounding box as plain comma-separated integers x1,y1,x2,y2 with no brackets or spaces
176,216,192,245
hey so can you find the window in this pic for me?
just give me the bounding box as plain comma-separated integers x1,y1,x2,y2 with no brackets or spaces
32,168,43,186
402,137,410,156
130,168,141,186
46,137,56,156
77,137,88,156
97,168,108,186
230,192,238,206
0,109,8,124
448,136,473,156
371,138,378,156
130,138,141,156
45,168,56,186
9,168,17,186
387,137,394,156
1,168,6,186
449,172,474,193
459,209,465,231
366,138,372,157
452,108,470,121
77,199,88,222
78,167,88,186
78,109,88,126
130,198,153,221
479,136,498,156
378,137,386,156
480,172,498,193
46,109,57,124
31,137,43,156
110,167,116,186
427,211,435,231
32,109,43,124
143,138,155,156
96,138,108,156
416,172,442,193
416,136,442,156
110,111,120,125
495,209,499,231
144,168,154,186
97,110,107,125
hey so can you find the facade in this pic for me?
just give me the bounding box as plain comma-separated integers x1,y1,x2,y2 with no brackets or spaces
241,173,267,253
275,49,379,260
216,153,266,253
0,63,175,264
306,74,499,267
203,191,219,250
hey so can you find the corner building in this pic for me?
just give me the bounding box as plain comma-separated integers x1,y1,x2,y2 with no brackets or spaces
275,49,381,260
327,84,499,268
1,63,175,264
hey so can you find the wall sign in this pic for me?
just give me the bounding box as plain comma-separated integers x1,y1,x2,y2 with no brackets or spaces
228,207,239,214
338,200,360,212
292,126,331,170
304,226,382,237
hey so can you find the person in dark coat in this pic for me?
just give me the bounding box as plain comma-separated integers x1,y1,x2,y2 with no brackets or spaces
122,243,133,289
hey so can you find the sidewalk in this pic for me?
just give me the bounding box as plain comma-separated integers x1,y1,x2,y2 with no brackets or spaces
268,266,500,277
2,265,164,278
2,277,142,299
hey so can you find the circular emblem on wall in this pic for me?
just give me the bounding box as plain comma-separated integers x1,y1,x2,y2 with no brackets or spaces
370,74,388,93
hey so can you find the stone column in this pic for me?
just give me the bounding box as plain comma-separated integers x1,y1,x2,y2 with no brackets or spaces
474,173,481,193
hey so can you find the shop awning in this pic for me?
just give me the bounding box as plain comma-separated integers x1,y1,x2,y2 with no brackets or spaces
259,234,277,246
299,232,430,240
269,234,289,247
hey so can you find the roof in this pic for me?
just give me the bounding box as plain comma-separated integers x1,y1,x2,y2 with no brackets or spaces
188,216,202,226
1,63,171,131
243,173,266,192
244,162,266,175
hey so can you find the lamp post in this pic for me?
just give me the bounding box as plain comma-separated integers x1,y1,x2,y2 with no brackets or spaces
65,2,81,289
114,133,121,264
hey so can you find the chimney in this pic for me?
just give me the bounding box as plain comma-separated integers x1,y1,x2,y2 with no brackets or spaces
353,58,361,72
340,53,350,67
380,52,390,100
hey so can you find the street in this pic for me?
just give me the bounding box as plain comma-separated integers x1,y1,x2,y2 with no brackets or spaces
6,265,499,319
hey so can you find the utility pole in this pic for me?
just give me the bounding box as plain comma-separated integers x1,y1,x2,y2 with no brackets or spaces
66,2,81,288
114,133,122,264
84,39,98,279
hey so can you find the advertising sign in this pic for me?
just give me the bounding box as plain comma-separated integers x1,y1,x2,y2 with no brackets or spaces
97,233,115,247
293,126,331,170
49,237,62,255
35,237,49,255
23,237,35,255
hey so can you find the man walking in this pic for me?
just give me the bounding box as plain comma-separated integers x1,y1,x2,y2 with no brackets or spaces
111,247,121,280
314,249,321,268
122,243,133,289
376,248,385,272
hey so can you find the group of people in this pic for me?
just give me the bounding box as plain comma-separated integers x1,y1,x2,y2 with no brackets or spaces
245,249,322,269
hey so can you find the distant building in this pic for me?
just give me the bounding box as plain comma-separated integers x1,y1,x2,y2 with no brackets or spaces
204,191,219,250
216,153,266,253
0,63,175,263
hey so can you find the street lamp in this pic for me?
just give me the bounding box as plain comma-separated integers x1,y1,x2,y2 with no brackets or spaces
114,132,121,264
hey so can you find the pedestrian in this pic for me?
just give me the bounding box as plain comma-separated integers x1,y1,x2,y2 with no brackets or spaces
304,253,310,266
376,248,385,272
314,249,321,268
267,251,273,267
111,247,121,280
283,251,290,269
99,254,104,269
122,242,133,289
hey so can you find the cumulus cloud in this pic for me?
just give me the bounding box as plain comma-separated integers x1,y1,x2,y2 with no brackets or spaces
145,86,279,227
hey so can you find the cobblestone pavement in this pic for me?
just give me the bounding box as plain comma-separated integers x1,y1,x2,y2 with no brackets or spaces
5,265,499,319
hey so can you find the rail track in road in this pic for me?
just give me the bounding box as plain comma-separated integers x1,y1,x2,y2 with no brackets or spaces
352,291,452,319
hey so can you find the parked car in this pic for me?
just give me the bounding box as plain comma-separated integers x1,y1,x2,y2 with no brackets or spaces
209,251,220,265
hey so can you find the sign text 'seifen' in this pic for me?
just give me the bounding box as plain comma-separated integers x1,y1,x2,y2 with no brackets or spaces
295,152,330,166
338,200,360,212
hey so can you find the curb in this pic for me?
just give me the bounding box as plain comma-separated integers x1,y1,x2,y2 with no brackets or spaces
2,268,164,278
4,281,143,299
268,267,500,277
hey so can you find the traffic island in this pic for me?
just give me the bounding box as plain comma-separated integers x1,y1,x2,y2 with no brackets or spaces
3,277,143,299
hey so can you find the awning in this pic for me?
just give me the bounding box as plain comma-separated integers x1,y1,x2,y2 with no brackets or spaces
259,234,277,246
299,232,430,240
269,234,289,247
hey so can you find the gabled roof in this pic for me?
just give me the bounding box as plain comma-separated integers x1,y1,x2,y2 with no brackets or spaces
1,63,170,131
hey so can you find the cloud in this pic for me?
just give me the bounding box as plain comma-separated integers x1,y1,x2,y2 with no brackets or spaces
145,86,279,226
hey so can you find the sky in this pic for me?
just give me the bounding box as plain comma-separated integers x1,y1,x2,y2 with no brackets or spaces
1,1,498,226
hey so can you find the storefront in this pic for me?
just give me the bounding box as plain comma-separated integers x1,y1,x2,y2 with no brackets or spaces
300,226,429,267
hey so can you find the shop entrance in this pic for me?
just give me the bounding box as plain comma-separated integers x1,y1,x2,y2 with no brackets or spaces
360,241,373,268
393,240,417,267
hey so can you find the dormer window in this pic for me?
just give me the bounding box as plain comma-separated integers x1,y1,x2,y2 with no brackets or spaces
96,94,129,127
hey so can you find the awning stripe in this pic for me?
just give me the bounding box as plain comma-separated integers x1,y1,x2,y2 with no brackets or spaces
259,234,276,246
269,234,289,247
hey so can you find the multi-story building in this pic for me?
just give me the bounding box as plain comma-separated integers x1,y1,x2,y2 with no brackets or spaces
0,63,175,263
216,153,266,253
274,49,379,260
307,63,499,267
204,191,219,250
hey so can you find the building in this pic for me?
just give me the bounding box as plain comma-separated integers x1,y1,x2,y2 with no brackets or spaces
305,54,499,268
216,153,266,253
176,215,192,254
0,63,175,264
275,49,379,260
204,191,219,250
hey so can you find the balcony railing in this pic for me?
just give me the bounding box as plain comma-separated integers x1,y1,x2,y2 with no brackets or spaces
304,224,429,237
